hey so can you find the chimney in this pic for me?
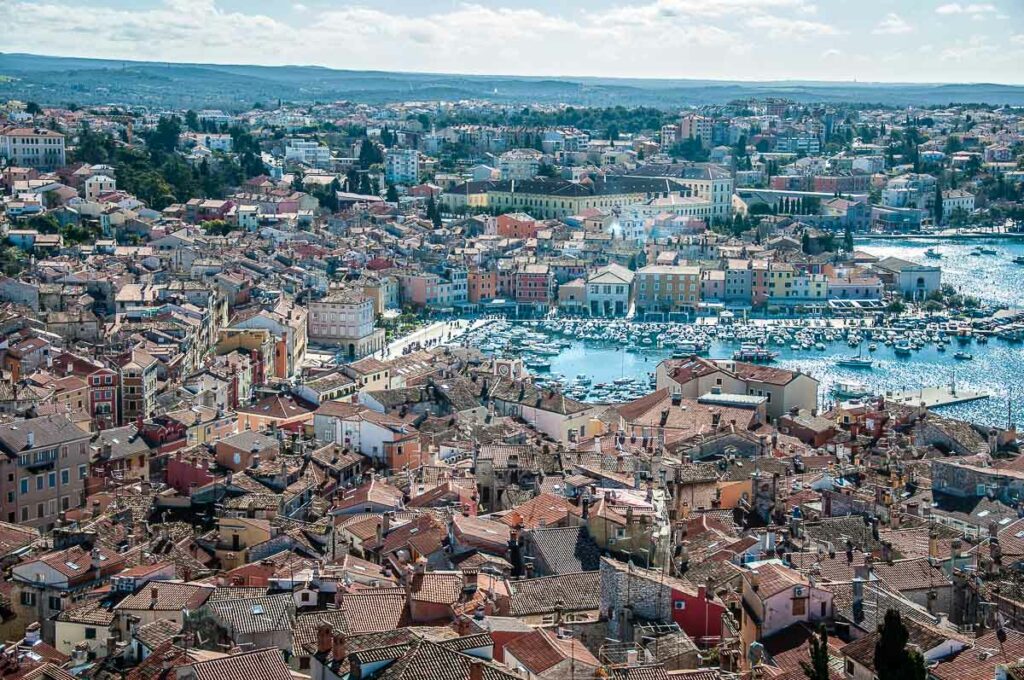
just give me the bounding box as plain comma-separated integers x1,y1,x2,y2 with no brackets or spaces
316,623,332,655
91,547,103,571
469,660,484,680
150,585,159,604
508,526,524,578
27,431,35,448
593,436,601,453
331,629,347,661
852,577,865,624
749,569,760,591
24,622,40,645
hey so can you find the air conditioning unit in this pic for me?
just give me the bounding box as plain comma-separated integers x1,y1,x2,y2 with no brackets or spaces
793,586,806,597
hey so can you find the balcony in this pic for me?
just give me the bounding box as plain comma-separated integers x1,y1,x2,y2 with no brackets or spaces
19,449,58,469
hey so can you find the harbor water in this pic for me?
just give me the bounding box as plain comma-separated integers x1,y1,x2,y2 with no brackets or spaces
457,238,1024,428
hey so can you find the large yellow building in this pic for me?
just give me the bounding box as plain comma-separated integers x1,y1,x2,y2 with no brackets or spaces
444,176,689,220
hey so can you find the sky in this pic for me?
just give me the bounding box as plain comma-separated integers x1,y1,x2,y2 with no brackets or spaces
1,0,1023,84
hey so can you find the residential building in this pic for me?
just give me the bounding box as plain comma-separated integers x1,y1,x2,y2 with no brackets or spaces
385,148,420,185
0,127,66,170
0,415,92,530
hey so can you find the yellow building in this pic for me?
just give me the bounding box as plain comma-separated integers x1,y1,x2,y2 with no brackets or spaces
214,516,274,571
769,263,795,300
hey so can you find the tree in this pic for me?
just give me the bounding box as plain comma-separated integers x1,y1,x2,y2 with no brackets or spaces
843,224,854,253
146,116,182,155
801,626,830,680
801,231,811,254
427,195,442,227
25,102,42,116
200,219,233,236
934,179,944,225
291,170,305,192
185,110,200,132
874,609,927,680
386,183,399,202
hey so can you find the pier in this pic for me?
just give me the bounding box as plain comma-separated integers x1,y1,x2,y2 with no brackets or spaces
885,385,990,408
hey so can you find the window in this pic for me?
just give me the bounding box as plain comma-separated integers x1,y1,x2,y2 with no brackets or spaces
79,465,87,480
48,472,56,488
20,592,35,606
20,479,28,495
61,469,69,485
674,600,686,610
48,596,62,611
792,598,806,616
845,660,854,675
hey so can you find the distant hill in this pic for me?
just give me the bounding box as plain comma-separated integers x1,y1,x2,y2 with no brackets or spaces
2,52,1023,111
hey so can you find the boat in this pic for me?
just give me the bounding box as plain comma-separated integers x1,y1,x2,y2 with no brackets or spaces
733,344,778,363
954,352,973,360
1014,256,1024,265
894,342,913,356
574,374,592,386
868,344,877,352
979,247,998,255
836,356,873,369
925,248,942,259
525,359,551,371
834,380,872,399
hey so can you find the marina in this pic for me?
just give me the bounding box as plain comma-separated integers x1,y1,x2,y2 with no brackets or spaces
367,239,1024,428
455,299,1024,427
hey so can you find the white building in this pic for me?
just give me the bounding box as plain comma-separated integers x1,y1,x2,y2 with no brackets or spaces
284,138,332,169
384,148,420,185
1,127,66,170
586,263,633,317
941,189,975,223
498,149,542,180
307,287,385,359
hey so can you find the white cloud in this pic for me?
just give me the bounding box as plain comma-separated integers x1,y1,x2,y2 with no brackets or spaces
935,3,997,14
0,0,1020,83
744,14,841,39
1012,34,1024,45
872,12,913,34
940,34,999,60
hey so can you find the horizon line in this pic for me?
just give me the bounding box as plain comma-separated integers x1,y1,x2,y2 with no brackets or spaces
4,51,1024,90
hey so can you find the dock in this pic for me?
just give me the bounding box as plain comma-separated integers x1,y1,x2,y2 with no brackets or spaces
885,386,990,408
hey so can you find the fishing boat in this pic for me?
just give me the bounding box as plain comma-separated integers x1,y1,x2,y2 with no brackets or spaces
1014,256,1024,265
894,342,913,356
979,247,998,255
925,248,942,259
954,351,973,360
834,380,872,399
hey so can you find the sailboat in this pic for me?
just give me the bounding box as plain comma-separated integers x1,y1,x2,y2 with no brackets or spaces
836,346,873,369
